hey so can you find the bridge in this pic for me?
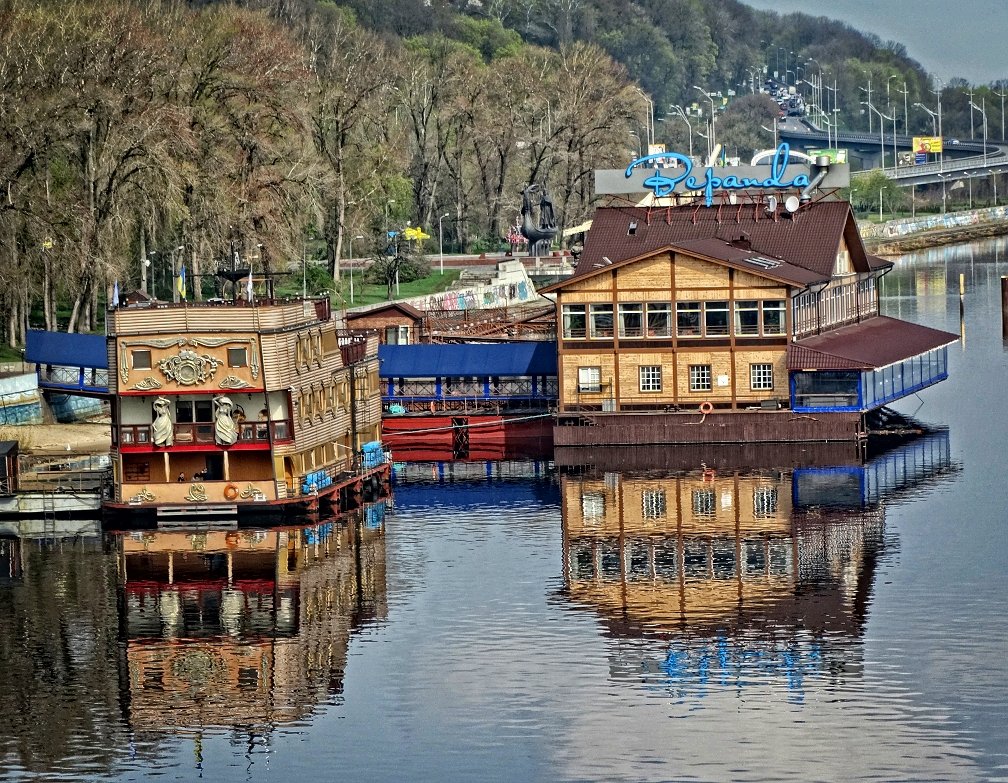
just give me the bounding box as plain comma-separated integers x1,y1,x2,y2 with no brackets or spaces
24,330,110,397
778,119,1008,187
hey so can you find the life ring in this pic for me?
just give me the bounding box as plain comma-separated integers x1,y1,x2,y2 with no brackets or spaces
223,483,239,500
699,401,714,415
430,401,436,413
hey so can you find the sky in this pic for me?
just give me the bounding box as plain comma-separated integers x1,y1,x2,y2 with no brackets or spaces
742,0,1007,86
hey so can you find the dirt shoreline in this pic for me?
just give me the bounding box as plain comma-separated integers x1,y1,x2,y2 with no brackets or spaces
864,221,1008,256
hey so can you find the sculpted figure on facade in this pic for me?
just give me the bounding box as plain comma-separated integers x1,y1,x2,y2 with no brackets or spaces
213,395,239,446
151,396,174,446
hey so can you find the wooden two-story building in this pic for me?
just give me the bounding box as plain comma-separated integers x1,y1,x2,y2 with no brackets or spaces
543,198,957,445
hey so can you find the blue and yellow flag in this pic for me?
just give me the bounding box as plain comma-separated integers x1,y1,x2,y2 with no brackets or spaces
177,264,187,300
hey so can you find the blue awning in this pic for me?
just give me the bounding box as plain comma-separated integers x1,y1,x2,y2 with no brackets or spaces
379,342,557,378
25,330,108,369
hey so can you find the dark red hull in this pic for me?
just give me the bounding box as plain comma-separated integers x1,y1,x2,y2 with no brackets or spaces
382,414,553,462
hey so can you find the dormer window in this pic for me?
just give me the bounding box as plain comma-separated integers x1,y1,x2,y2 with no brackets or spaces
628,221,638,236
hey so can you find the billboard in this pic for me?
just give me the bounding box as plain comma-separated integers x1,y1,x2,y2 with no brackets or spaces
913,136,943,154
809,148,848,164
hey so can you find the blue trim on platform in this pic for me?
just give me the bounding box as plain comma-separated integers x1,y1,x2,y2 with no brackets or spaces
379,342,557,378
26,330,107,369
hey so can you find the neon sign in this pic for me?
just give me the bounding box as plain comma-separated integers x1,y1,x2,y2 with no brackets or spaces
624,143,811,207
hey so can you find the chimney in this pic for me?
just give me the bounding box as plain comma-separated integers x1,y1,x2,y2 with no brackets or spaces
729,233,752,250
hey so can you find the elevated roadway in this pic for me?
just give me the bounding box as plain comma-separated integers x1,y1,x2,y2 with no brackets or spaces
778,118,1008,186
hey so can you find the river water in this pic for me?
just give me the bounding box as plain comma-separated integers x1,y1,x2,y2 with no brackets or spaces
1,237,1007,782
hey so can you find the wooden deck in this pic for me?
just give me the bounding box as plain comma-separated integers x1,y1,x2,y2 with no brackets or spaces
554,409,864,446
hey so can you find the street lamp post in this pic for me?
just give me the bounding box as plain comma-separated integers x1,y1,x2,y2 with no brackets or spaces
670,105,694,160
349,234,364,304
886,74,899,111
860,79,873,132
438,213,449,275
970,99,988,166
861,100,890,172
896,81,909,134
693,86,716,162
995,88,1007,141
915,102,938,135
635,87,654,148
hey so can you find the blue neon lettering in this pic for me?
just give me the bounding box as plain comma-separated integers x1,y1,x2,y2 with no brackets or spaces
625,143,811,206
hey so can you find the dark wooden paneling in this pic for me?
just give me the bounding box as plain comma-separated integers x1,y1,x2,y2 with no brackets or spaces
554,410,862,445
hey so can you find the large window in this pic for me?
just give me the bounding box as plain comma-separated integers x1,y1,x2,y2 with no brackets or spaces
639,365,662,392
704,301,729,336
589,304,614,338
618,304,643,338
577,366,601,393
647,302,672,337
562,305,586,339
735,300,760,335
750,363,774,390
676,302,701,336
762,300,786,334
689,364,712,392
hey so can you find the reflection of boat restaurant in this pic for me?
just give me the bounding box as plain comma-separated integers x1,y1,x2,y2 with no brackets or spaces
559,434,954,688
112,504,387,732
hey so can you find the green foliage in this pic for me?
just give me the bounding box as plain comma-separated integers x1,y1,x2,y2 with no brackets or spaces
454,17,522,61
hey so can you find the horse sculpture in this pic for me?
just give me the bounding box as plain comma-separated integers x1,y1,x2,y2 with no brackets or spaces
519,183,559,257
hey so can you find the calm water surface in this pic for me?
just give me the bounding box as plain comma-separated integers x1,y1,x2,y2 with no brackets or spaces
1,237,1007,782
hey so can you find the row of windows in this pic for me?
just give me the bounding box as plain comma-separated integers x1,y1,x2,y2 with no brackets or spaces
581,486,779,521
577,364,775,394
562,300,785,340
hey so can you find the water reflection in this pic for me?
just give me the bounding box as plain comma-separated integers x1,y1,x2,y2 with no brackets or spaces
113,502,390,734
558,434,956,703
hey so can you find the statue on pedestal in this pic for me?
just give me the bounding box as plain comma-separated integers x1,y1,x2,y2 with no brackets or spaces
519,182,559,257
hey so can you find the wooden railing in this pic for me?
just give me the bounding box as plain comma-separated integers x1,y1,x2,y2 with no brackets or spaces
117,420,293,446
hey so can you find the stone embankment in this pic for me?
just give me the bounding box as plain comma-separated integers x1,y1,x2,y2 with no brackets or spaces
860,206,1008,255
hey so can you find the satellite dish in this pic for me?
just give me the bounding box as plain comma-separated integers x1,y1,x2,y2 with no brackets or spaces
728,192,738,205
784,195,800,213
767,195,778,213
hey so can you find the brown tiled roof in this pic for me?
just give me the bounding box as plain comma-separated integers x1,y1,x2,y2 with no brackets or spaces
670,238,827,287
560,200,865,287
787,316,959,371
346,301,424,321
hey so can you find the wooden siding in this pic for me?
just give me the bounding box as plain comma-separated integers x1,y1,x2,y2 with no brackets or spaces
554,410,863,445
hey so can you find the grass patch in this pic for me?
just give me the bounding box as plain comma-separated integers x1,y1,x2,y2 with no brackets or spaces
0,344,24,363
333,270,462,308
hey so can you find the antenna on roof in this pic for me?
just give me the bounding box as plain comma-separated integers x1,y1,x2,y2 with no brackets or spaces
784,195,800,214
766,195,778,214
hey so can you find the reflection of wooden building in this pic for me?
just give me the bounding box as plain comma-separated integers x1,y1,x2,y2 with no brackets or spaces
114,508,387,731
104,297,387,522
561,471,883,636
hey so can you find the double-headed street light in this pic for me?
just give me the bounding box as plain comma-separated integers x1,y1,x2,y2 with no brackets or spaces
693,86,717,163
669,105,694,160
970,99,988,166
914,102,938,135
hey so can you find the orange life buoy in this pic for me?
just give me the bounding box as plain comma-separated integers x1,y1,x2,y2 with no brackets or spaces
223,483,239,500
699,401,714,415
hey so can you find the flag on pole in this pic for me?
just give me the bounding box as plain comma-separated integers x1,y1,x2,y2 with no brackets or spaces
112,280,120,308
245,267,254,302
177,264,187,300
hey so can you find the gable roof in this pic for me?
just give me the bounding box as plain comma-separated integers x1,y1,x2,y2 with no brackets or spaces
346,301,424,322
378,341,557,378
544,200,873,293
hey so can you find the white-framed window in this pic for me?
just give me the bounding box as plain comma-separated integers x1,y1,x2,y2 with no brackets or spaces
689,364,712,392
577,366,601,393
734,300,760,335
589,304,614,338
562,304,586,338
642,489,667,519
384,325,411,345
646,302,672,337
582,491,605,521
676,302,701,336
692,488,715,517
750,363,774,390
753,486,778,517
704,301,729,336
639,365,662,392
762,300,786,334
618,303,643,338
